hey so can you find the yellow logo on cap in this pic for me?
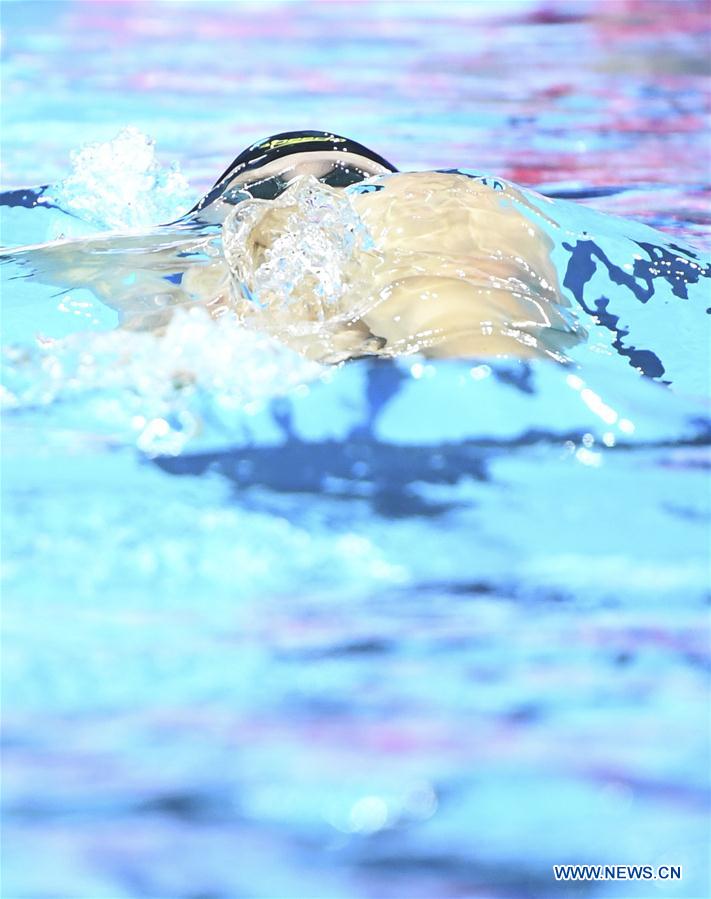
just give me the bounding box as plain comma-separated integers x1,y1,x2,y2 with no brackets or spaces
256,135,347,152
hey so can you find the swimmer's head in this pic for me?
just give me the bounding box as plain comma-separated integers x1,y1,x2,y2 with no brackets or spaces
189,130,397,219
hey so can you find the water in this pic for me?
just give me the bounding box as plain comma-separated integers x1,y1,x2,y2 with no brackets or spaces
1,2,710,898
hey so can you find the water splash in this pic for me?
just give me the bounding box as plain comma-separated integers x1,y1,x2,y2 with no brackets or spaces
224,176,373,315
44,127,194,231
2,306,322,455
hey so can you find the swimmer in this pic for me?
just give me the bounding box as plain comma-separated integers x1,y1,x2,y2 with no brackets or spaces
0,131,598,363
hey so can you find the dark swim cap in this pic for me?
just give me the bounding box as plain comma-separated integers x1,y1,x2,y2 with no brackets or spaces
191,130,397,214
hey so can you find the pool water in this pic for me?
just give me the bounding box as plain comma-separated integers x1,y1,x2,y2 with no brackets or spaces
1,2,710,898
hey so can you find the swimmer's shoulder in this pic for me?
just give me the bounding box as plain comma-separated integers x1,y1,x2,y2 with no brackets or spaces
347,169,527,215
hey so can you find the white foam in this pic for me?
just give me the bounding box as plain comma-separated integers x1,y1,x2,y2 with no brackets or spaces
45,127,194,231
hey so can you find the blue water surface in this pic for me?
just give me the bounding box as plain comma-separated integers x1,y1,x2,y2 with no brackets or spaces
1,2,710,898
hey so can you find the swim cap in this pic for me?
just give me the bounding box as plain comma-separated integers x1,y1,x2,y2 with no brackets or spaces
190,130,397,215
